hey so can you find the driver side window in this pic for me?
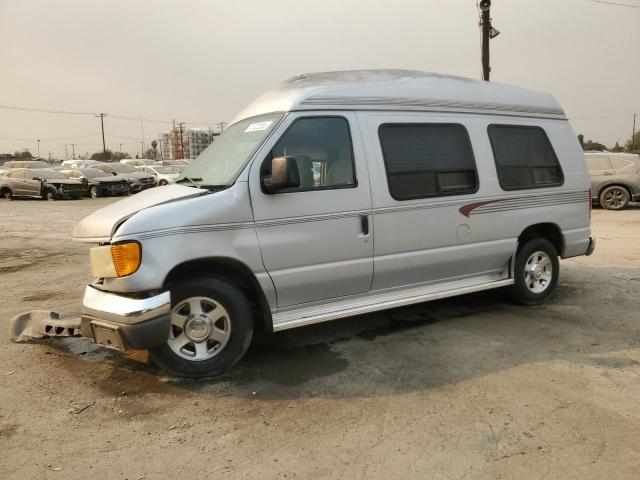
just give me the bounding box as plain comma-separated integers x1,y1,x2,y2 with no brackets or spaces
262,116,356,192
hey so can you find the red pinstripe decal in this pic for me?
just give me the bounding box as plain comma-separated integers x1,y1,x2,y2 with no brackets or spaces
458,199,502,217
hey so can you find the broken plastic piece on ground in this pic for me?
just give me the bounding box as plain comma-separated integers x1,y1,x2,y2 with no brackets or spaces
10,310,81,343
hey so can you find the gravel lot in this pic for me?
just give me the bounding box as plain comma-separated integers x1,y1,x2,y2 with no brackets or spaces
1,198,639,479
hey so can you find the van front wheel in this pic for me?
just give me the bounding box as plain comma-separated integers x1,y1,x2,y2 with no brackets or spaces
150,277,253,377
507,238,559,305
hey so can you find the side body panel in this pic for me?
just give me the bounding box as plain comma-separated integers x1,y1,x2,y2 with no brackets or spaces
357,111,590,293
101,182,276,308
248,111,374,308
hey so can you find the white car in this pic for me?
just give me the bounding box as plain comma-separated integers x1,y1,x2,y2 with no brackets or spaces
140,165,181,185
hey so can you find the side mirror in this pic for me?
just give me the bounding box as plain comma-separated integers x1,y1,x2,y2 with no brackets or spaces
262,156,300,193
32,177,40,181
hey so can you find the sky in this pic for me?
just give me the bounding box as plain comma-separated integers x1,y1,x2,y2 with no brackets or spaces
0,0,639,159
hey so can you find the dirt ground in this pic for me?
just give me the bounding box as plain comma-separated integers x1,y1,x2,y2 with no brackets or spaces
1,198,639,480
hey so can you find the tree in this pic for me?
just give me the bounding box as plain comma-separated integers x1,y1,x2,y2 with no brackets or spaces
582,139,608,151
143,148,157,159
624,131,640,152
90,149,114,161
13,150,33,159
611,142,624,153
112,151,130,161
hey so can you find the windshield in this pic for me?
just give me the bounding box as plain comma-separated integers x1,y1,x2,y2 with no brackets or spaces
179,113,282,186
153,166,178,174
111,164,137,173
28,161,51,168
36,170,67,179
80,169,103,178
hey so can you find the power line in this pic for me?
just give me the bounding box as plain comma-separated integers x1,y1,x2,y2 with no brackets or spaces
583,0,640,8
572,113,637,119
0,104,219,126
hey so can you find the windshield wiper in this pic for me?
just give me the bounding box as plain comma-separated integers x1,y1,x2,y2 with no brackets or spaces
200,184,229,193
176,176,202,187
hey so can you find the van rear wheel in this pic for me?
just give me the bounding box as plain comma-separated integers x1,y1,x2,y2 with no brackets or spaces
507,238,559,305
150,277,253,378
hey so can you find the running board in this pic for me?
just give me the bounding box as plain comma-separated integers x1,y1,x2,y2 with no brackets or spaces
272,276,514,331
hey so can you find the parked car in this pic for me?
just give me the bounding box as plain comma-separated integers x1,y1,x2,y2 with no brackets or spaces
120,159,156,169
1,168,85,200
139,165,182,185
92,163,155,193
60,168,130,198
3,160,53,169
158,159,191,167
61,159,104,169
585,152,640,210
72,70,594,377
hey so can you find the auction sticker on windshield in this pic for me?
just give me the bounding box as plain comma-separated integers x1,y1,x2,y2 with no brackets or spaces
244,121,273,133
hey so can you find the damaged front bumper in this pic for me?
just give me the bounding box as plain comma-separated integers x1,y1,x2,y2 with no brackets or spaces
80,285,171,351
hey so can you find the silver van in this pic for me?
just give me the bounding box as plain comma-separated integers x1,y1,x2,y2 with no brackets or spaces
585,152,640,210
73,70,595,377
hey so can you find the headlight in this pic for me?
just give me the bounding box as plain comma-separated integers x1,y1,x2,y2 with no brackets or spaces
90,242,141,278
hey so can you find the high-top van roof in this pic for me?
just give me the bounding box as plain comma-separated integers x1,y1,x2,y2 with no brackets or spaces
232,69,566,124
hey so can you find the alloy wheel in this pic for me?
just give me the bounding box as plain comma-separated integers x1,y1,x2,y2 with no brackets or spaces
524,251,553,294
167,296,232,361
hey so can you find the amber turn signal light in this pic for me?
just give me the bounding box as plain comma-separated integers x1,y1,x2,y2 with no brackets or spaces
111,242,141,277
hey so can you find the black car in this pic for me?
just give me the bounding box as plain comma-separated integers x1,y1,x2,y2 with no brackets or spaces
92,163,155,193
60,168,130,198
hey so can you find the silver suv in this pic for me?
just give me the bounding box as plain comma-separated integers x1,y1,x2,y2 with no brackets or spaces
586,152,640,210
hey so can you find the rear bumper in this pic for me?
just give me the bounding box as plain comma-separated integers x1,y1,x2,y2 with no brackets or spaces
80,285,171,350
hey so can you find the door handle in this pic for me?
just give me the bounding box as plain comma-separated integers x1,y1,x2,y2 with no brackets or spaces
603,171,613,175
360,215,369,236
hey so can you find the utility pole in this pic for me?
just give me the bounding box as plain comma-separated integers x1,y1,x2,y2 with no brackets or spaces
632,114,637,151
65,144,69,161
140,116,145,154
97,113,107,158
71,143,76,159
479,0,499,81
178,122,185,159
37,139,40,158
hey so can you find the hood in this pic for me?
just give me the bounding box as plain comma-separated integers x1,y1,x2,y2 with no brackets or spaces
72,184,208,243
128,172,153,181
93,175,127,183
45,178,82,185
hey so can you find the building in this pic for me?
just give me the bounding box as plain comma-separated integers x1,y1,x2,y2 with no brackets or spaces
159,127,219,160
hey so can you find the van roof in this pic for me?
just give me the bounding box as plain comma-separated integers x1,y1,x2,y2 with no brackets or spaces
232,69,566,124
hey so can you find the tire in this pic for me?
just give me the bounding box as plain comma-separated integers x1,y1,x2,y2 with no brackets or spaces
507,238,559,305
599,185,630,210
150,276,254,378
90,185,99,198
159,179,168,186
1,188,11,200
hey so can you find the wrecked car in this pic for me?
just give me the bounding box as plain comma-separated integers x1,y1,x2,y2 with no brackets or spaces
1,168,85,200
60,168,130,198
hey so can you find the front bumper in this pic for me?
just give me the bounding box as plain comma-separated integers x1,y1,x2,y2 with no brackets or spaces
80,285,171,350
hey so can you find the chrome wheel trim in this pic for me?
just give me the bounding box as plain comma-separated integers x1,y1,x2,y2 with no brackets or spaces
167,296,231,361
524,251,553,294
604,187,626,209
90,186,98,198
46,190,55,200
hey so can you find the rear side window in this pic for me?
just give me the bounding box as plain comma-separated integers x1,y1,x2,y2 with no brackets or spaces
378,124,478,200
610,158,632,170
586,156,612,171
488,125,563,190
